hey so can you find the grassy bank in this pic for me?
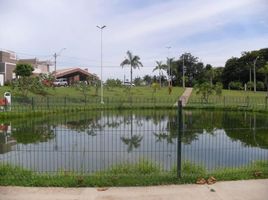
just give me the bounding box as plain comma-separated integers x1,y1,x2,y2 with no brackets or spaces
0,160,267,187
0,86,184,100
187,89,268,111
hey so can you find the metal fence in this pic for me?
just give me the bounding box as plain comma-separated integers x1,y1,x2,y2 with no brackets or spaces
0,101,267,178
187,96,268,110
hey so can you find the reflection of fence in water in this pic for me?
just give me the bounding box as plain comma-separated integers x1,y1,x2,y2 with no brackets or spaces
0,105,268,177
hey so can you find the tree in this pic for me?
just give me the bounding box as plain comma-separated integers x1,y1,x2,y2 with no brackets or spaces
171,53,204,87
12,63,48,96
143,75,152,85
258,62,268,95
205,64,214,87
194,82,214,103
12,76,47,96
153,61,166,87
120,51,143,88
134,77,143,86
105,79,122,88
14,63,34,77
74,81,91,101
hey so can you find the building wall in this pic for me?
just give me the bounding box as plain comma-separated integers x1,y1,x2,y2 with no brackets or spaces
19,58,50,74
0,51,17,63
5,63,16,82
0,51,17,83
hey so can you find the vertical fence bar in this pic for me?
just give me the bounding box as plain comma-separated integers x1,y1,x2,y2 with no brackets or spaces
47,97,49,109
265,96,268,110
31,97,34,110
177,100,182,178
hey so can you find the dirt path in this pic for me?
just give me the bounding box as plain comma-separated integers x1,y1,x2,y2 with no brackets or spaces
178,87,193,107
0,179,267,200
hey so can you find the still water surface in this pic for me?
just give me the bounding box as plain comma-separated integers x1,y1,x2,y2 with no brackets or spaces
0,110,267,173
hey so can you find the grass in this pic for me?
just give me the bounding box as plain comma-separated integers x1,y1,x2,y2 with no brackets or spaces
187,89,268,111
1,85,184,100
0,86,184,117
0,160,267,187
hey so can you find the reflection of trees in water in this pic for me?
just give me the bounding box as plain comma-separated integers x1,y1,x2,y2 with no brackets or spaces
121,135,143,152
10,110,268,149
153,132,174,144
121,110,144,152
12,125,55,144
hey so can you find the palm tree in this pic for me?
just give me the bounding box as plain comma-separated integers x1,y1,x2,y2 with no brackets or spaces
120,51,143,87
258,62,268,95
121,135,143,152
153,61,166,87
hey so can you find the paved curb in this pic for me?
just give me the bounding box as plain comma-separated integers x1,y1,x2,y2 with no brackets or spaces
0,179,267,200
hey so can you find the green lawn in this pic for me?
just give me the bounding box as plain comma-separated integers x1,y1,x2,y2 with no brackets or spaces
0,86,184,99
0,86,184,113
188,89,268,110
0,160,267,187
47,86,184,99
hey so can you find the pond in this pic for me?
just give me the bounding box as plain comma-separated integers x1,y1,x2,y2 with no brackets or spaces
0,109,267,173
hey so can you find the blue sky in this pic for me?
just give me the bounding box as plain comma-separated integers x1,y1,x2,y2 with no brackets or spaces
0,0,267,80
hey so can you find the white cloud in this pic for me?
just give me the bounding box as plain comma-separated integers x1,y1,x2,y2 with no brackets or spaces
0,0,267,81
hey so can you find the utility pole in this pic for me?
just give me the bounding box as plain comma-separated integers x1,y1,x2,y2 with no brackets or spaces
248,62,252,91
253,56,259,93
54,53,57,73
166,46,171,86
182,54,185,88
53,48,66,73
97,25,106,104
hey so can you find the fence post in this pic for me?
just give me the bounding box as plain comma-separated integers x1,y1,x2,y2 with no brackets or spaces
31,97,34,110
265,96,268,110
177,100,182,178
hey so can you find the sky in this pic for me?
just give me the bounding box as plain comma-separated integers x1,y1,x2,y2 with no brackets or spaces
0,0,268,81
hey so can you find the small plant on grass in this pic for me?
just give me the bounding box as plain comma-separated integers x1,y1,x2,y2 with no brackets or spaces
194,82,214,103
74,81,90,101
228,81,243,90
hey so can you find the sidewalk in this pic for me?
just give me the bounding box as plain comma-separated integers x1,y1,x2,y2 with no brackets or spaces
179,87,193,107
0,179,267,200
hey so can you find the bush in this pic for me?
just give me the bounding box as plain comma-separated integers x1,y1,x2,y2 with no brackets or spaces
105,79,122,88
194,82,214,102
256,81,265,91
228,81,242,90
247,81,254,91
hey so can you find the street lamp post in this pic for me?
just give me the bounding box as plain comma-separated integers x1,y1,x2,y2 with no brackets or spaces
53,48,66,73
182,55,185,88
97,25,106,104
253,56,259,93
166,46,171,86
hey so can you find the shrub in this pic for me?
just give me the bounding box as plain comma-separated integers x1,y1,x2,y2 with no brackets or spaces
256,81,265,91
228,81,242,90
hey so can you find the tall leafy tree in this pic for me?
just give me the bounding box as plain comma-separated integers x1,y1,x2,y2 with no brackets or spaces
120,51,143,87
172,53,204,87
205,64,214,87
258,62,268,95
14,63,34,77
